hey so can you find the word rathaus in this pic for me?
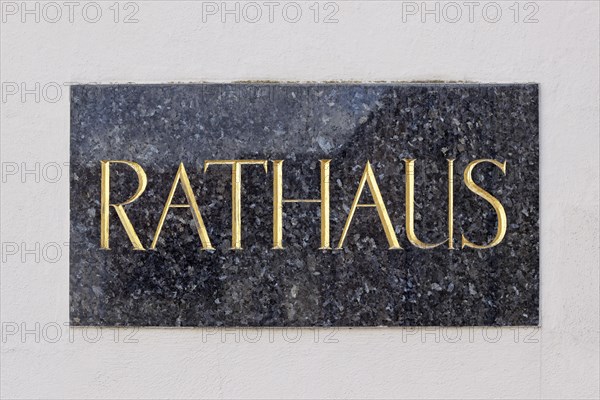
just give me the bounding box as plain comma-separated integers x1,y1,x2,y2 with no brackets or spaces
99,158,508,251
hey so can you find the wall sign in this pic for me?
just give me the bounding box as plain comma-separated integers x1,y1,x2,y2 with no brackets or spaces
70,84,539,326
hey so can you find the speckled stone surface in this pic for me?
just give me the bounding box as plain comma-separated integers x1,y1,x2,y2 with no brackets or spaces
70,84,539,327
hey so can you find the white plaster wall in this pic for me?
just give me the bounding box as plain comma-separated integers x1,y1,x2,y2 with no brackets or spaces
0,1,598,398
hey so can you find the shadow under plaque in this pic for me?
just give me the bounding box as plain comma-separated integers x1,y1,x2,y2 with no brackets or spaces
70,83,539,327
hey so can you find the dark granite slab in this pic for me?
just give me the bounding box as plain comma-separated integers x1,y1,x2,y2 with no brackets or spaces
70,83,539,326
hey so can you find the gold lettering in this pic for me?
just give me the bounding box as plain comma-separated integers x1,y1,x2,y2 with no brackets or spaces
150,163,213,250
337,162,401,249
100,160,147,250
272,160,331,249
404,159,455,249
461,159,508,249
448,159,454,249
204,160,268,250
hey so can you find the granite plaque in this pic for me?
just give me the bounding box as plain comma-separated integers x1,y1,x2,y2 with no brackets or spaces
70,83,539,327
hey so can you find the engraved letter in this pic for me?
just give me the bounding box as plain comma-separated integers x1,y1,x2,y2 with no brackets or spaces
461,159,508,249
151,163,214,250
204,160,268,250
100,160,147,250
337,161,401,249
272,160,331,249
404,159,455,249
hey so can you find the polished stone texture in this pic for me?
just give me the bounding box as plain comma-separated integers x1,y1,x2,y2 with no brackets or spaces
70,84,539,326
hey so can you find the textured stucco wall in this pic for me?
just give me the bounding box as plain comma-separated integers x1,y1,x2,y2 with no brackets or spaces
1,1,598,399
